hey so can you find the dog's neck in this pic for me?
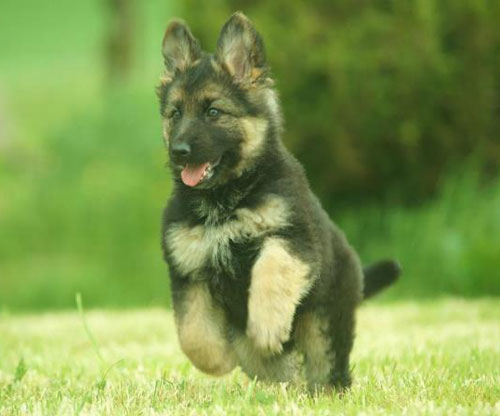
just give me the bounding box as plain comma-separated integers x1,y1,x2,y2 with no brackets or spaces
177,163,266,226
174,138,285,226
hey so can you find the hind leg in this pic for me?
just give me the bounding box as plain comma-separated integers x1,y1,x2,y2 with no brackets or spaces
329,250,363,390
296,261,362,391
295,308,355,392
329,305,356,389
295,311,334,392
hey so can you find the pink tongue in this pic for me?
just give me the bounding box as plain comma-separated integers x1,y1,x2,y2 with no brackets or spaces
181,163,209,187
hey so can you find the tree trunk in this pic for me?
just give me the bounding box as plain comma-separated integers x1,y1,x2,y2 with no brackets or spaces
105,0,134,85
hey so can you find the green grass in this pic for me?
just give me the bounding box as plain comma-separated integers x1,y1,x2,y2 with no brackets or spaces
1,299,499,415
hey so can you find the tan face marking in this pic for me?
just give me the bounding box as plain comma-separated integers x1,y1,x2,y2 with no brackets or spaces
159,74,172,86
263,89,281,121
234,117,268,177
171,84,184,100
165,195,289,276
175,282,236,376
195,82,225,98
246,238,311,356
162,119,170,145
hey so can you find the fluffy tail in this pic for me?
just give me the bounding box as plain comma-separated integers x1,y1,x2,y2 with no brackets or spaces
363,259,401,299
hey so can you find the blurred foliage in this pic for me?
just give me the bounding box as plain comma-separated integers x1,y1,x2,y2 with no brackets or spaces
1,0,500,310
0,0,173,310
0,89,170,310
340,163,500,298
182,0,500,209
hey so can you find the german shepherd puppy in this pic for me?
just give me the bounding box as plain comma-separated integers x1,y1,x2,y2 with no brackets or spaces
158,12,400,391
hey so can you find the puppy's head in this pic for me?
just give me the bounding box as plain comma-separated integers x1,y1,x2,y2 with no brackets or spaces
157,13,281,189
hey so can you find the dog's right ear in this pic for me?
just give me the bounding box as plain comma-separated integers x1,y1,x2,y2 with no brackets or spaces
162,20,201,80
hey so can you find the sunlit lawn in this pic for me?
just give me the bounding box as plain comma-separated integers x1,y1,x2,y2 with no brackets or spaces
1,299,499,415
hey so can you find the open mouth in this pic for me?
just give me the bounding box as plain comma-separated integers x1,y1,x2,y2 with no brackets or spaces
180,157,221,187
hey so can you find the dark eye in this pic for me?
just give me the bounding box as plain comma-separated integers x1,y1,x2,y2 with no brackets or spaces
207,107,220,118
169,109,181,122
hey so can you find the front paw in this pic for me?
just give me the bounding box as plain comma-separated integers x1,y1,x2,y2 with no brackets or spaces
246,315,292,356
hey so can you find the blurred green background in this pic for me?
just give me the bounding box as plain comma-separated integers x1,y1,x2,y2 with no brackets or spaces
1,0,499,311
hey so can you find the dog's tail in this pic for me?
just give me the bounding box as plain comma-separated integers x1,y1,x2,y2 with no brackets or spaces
363,259,401,300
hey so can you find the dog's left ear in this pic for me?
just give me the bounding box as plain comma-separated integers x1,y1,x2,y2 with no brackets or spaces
215,12,267,83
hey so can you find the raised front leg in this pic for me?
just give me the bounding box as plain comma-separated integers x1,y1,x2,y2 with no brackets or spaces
246,238,312,355
174,281,237,376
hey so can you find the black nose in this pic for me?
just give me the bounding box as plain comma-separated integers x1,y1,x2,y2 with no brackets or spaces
171,142,191,160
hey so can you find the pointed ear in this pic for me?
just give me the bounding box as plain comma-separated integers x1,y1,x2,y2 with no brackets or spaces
215,12,267,83
162,20,201,79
